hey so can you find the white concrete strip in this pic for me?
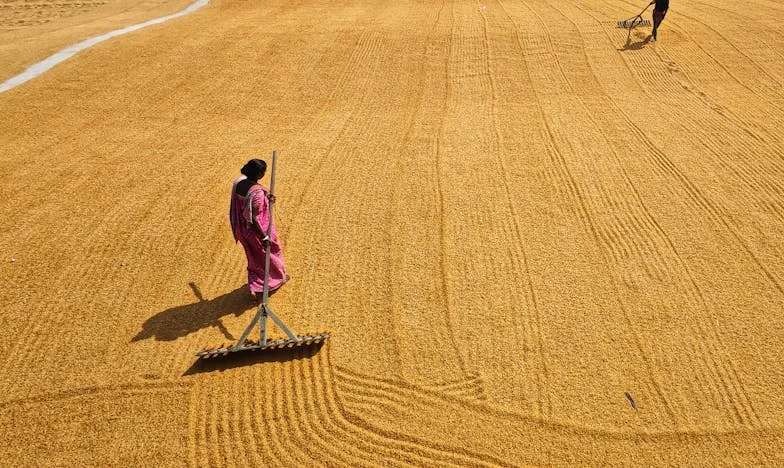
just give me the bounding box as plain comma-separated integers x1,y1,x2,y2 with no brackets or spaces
0,0,209,93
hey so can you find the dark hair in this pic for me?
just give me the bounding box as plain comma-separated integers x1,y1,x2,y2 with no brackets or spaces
240,159,267,180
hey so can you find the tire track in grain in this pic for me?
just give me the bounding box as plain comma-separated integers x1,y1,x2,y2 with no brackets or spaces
281,29,387,234
470,0,677,428
478,0,550,418
607,0,784,155
519,0,672,282
580,4,781,427
651,20,784,149
544,0,764,428
585,0,784,293
278,22,417,376
552,0,765,427
389,0,469,386
686,0,784,83
501,0,701,426
436,0,549,416
667,3,784,98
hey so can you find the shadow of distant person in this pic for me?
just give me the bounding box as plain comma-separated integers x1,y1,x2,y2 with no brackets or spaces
619,33,652,51
132,282,259,343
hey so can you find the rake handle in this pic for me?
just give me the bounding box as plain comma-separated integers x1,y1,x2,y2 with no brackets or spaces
260,149,277,308
636,2,654,19
622,2,653,25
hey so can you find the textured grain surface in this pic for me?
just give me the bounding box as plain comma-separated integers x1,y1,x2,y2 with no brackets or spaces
2,0,784,465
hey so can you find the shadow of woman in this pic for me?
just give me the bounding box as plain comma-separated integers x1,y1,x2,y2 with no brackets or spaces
132,282,257,343
619,34,652,51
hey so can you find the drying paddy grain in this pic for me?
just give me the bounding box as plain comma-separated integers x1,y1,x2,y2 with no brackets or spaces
1,0,784,465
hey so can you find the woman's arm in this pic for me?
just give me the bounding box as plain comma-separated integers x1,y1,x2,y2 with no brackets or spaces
251,203,268,241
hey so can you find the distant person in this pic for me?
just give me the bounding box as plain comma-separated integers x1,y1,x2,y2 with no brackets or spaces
649,0,669,41
230,159,288,300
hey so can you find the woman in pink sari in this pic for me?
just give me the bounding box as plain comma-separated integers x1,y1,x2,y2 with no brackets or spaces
229,159,288,299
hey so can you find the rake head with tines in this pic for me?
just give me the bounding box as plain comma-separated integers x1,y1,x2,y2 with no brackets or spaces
196,332,330,358
618,17,651,28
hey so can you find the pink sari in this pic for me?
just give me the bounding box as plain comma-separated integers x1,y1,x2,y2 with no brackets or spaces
229,177,288,293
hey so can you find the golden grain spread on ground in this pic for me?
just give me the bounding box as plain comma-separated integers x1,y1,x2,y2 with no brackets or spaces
2,0,784,465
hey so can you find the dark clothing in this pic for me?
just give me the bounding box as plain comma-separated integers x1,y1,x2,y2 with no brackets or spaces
653,8,667,28
652,2,668,40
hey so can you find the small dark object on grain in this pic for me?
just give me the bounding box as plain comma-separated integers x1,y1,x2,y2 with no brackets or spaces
625,392,637,411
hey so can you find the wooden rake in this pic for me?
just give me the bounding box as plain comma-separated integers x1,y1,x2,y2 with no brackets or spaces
196,150,329,358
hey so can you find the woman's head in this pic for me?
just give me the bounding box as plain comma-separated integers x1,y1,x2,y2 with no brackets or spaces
240,159,267,180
